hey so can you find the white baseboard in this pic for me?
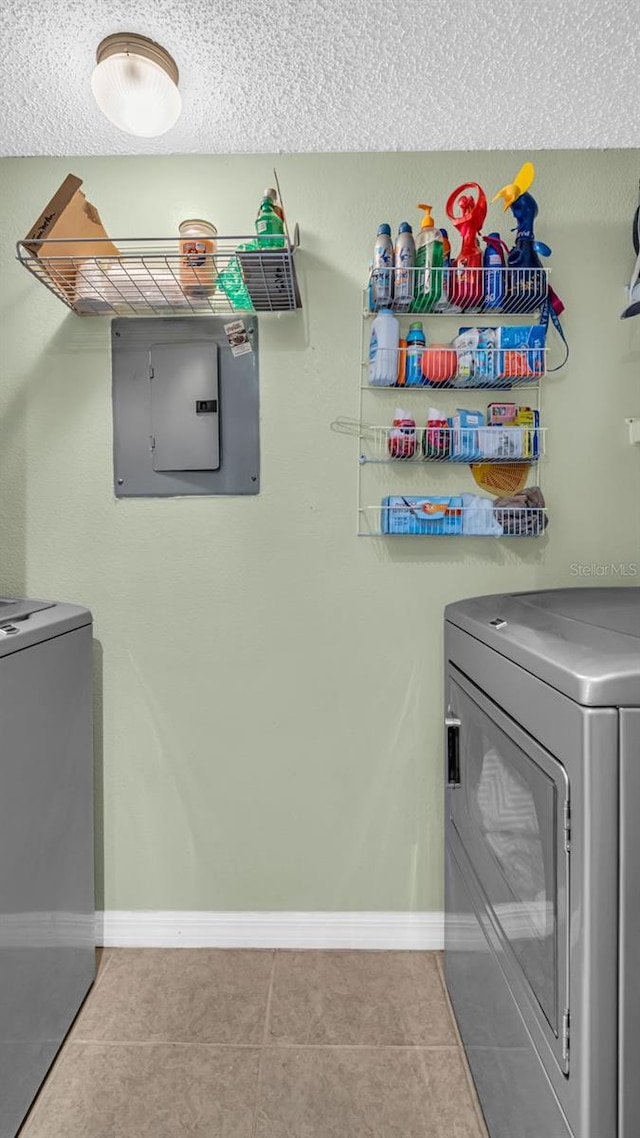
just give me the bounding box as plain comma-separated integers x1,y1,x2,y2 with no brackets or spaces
96,911,444,950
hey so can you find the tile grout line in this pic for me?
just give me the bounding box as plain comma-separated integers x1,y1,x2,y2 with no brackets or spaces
17,949,116,1136
262,1042,460,1051
66,1039,263,1050
250,948,278,1138
63,1038,462,1051
435,953,490,1138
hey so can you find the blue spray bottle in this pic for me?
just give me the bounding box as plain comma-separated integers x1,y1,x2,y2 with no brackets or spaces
482,232,508,309
492,162,547,312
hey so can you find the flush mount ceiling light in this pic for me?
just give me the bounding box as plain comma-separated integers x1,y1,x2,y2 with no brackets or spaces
91,33,182,138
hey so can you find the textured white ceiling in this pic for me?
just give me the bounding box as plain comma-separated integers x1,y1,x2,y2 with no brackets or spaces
1,0,639,156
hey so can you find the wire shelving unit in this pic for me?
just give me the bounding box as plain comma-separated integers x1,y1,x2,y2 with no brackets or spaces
358,270,551,538
16,232,302,317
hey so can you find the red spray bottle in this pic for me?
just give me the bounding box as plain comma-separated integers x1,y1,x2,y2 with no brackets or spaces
446,183,487,310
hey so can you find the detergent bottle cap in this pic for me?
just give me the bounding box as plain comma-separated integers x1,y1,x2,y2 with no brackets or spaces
377,223,392,236
379,308,394,315
417,204,435,229
487,231,501,239
440,227,449,238
398,221,413,233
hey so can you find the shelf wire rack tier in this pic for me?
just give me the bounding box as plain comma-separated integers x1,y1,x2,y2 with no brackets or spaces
359,504,548,538
16,236,302,316
364,345,547,390
360,425,546,464
366,266,549,316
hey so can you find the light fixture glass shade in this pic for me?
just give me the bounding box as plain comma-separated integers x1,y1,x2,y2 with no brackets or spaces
91,36,181,138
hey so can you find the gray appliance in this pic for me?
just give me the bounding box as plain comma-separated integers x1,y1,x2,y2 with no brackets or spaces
444,588,640,1138
0,598,95,1137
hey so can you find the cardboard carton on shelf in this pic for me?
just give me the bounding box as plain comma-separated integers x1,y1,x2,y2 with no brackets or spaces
23,174,120,300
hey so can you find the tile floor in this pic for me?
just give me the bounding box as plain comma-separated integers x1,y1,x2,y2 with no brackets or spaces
19,948,488,1138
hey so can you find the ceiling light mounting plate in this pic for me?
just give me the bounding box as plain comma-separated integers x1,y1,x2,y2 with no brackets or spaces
95,32,179,85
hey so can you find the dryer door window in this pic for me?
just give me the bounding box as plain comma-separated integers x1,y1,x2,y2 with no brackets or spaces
447,665,570,1073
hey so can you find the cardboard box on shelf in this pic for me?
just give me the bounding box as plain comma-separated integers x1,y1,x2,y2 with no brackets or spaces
23,174,120,300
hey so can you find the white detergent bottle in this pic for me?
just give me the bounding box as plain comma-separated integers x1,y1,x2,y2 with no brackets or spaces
369,309,400,386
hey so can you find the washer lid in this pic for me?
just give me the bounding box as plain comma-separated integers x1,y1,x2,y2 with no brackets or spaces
445,587,640,706
0,597,91,657
0,598,54,622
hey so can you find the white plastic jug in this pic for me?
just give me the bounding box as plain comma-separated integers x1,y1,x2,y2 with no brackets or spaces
368,309,400,386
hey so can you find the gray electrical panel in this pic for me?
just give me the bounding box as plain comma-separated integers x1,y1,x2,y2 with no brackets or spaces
111,317,259,497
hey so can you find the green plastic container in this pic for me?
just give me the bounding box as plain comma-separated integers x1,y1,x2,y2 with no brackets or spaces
413,204,443,313
255,197,285,249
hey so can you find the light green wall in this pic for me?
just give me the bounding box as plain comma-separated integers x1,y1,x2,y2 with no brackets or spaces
1,151,639,912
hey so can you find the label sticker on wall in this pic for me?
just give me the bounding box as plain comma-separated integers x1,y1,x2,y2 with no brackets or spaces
224,320,253,358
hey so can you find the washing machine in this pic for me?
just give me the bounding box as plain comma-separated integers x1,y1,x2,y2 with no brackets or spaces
0,598,95,1138
444,588,640,1138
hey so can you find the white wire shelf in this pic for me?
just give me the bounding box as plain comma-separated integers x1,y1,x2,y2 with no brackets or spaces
365,345,546,389
359,501,548,537
16,235,302,316
366,266,548,316
360,425,546,464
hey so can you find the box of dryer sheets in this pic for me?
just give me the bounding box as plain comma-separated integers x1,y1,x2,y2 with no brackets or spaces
497,325,546,379
381,495,463,535
23,174,119,298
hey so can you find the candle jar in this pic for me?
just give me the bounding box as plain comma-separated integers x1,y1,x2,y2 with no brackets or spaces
178,219,217,298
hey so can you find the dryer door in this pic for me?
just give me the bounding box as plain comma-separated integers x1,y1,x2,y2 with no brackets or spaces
447,664,570,1074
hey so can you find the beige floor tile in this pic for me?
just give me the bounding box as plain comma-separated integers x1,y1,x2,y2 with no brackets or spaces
268,950,457,1046
73,949,274,1045
435,955,489,1138
255,1046,483,1138
20,1042,260,1138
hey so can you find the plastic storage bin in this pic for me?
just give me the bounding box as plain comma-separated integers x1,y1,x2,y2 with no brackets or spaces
381,495,464,535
